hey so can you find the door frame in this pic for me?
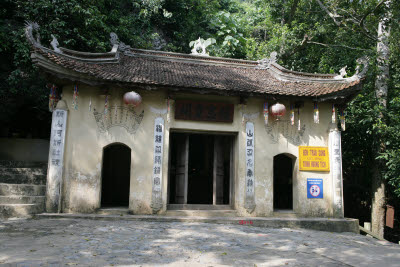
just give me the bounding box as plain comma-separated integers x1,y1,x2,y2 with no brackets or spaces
166,129,237,209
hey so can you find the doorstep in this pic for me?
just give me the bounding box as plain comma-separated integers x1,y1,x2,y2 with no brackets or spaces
34,213,359,233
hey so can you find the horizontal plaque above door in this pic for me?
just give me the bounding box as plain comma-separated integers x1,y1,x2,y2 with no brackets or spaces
175,100,234,123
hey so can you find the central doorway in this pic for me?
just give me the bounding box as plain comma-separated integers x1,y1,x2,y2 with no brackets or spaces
168,132,233,207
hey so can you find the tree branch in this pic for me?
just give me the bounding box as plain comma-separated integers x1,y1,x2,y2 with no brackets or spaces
314,0,378,42
360,0,388,28
281,34,312,60
307,41,373,51
288,0,300,26
314,0,341,26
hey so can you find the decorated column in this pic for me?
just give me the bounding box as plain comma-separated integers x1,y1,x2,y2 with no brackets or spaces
329,125,344,218
46,100,68,213
244,121,256,213
151,117,164,213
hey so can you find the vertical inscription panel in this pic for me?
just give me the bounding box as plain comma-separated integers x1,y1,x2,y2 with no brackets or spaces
151,117,164,212
47,109,68,212
330,129,344,217
245,122,256,213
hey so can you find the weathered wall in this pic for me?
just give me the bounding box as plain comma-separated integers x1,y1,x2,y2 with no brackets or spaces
0,138,49,162
59,84,336,217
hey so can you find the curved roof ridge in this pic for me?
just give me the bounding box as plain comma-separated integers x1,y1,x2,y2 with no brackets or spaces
25,22,366,102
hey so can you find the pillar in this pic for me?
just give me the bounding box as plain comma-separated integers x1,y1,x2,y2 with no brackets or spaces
151,117,164,213
329,125,344,218
46,100,68,213
244,121,256,213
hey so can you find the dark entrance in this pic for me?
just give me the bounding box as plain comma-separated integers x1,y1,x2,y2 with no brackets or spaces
273,154,294,210
101,143,131,207
168,133,232,206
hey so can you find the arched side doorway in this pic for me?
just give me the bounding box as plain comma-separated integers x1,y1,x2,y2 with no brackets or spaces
101,143,131,207
273,153,295,211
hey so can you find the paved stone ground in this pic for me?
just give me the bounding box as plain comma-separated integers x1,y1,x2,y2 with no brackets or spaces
0,218,399,266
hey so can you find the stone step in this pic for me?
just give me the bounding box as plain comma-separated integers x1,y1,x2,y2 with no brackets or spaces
35,213,360,233
0,168,47,185
0,204,45,219
273,210,298,218
0,196,45,205
0,160,47,169
96,207,130,216
165,210,238,217
0,183,46,196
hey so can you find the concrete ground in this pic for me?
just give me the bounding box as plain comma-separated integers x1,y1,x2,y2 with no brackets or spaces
0,218,399,267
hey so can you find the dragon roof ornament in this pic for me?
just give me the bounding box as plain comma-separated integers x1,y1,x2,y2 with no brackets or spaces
25,21,63,54
335,56,369,81
50,34,61,53
257,51,278,69
190,38,216,56
25,21,41,47
110,32,133,56
354,56,369,78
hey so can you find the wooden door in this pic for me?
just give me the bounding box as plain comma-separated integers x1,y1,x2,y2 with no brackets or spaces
213,136,225,205
174,134,189,204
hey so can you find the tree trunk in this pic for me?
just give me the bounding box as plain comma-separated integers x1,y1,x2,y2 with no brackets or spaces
371,0,391,239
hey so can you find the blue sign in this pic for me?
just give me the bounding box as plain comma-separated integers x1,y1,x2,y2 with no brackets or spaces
307,178,323,199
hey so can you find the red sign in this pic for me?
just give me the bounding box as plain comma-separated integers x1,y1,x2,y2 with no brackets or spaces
386,205,395,228
175,100,234,123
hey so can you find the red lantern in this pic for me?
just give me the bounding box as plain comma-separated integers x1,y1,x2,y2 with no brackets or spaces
270,102,286,120
123,91,142,107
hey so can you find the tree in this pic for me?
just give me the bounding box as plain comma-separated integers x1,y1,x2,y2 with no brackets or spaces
371,0,391,239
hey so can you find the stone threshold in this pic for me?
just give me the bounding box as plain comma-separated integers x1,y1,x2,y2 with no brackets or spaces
34,213,359,233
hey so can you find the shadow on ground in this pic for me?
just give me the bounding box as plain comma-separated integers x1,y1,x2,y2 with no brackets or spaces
0,218,399,266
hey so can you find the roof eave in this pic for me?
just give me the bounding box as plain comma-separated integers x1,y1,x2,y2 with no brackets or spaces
33,52,361,103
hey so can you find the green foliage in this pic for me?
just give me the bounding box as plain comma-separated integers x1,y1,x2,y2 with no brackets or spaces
0,0,232,137
378,1,400,198
207,11,247,58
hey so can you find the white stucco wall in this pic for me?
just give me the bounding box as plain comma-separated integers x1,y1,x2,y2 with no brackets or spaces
59,84,337,217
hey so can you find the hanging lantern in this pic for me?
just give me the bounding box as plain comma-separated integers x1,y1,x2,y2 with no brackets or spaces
297,108,301,131
313,102,319,124
48,84,58,112
123,91,142,107
263,102,269,125
332,104,336,123
72,85,79,110
290,103,295,126
270,102,286,120
340,109,346,131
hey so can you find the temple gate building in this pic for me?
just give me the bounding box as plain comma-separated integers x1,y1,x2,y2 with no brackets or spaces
25,23,367,218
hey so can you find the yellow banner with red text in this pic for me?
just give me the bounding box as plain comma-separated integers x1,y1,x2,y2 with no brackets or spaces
299,146,330,171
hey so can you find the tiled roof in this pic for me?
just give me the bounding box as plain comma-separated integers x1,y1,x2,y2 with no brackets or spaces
26,24,366,101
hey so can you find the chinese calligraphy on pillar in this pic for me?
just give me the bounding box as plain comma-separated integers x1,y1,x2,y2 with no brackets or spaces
47,108,68,212
245,122,256,213
329,128,344,217
151,117,164,212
